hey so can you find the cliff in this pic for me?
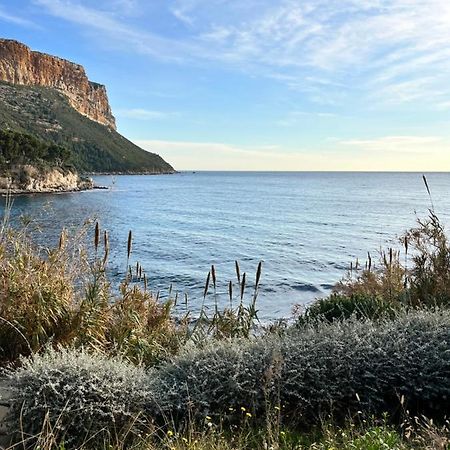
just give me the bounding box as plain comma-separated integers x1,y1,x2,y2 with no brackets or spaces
0,165,94,194
0,39,116,129
0,38,174,174
0,80,175,173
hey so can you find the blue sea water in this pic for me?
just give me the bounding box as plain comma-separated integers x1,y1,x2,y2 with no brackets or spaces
4,172,450,319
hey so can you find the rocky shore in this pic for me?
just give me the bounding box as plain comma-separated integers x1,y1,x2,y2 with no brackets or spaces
0,165,94,194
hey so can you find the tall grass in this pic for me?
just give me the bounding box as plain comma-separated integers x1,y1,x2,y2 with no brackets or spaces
0,207,263,366
300,209,450,325
4,183,450,449
327,177,450,313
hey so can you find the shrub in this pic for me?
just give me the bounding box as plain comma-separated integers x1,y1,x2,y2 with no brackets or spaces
332,212,450,309
107,283,186,366
298,293,399,324
406,211,450,306
7,348,151,449
147,338,281,422
280,311,450,423
147,309,450,427
334,249,406,303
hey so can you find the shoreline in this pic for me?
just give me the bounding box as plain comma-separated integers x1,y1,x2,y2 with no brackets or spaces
0,185,109,196
84,170,177,176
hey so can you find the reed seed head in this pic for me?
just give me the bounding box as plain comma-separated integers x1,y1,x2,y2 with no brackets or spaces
204,271,211,299
255,261,262,290
127,230,132,261
94,222,100,252
211,264,216,290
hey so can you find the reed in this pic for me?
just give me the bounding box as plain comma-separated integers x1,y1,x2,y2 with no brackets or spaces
94,221,100,253
3,215,450,449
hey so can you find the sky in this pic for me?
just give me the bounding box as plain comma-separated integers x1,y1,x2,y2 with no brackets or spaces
1,0,450,171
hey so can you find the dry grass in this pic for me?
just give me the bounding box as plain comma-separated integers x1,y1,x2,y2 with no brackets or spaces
0,214,186,366
5,412,450,450
0,206,263,366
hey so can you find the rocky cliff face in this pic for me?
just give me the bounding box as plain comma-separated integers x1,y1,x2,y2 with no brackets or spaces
0,39,116,129
0,165,94,193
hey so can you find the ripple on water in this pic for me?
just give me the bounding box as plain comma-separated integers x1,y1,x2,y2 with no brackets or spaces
5,171,450,318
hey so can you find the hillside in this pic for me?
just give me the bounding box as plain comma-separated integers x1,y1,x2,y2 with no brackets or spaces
0,39,174,174
0,81,174,173
0,129,93,193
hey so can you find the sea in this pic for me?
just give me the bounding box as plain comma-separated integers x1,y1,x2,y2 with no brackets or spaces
3,171,450,319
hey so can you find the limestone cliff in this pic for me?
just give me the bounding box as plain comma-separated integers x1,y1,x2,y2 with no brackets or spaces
0,165,94,194
0,39,116,129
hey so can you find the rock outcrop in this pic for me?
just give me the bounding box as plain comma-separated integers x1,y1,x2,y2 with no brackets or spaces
0,165,94,194
0,39,116,129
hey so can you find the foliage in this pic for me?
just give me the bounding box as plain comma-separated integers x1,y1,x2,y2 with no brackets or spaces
107,283,187,367
334,248,406,303
405,211,450,306
0,129,72,170
0,220,186,366
148,309,450,427
280,310,450,424
7,347,150,448
0,226,76,360
147,338,279,423
298,293,399,324
300,211,450,325
0,81,174,173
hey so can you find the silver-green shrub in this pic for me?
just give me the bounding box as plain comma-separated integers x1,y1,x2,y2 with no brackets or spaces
148,309,450,425
7,348,150,448
148,338,281,420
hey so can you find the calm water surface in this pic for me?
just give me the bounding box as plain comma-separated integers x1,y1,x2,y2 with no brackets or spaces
4,172,450,319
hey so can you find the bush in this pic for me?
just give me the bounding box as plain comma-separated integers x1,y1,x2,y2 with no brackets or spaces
147,309,450,427
406,212,450,306
332,212,450,309
7,348,151,448
147,338,280,422
281,311,450,423
298,294,399,324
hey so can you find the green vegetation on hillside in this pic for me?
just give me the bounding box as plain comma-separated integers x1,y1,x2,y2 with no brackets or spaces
0,81,174,173
0,129,72,170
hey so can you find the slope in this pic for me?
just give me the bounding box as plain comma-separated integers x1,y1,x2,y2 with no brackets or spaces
0,81,174,173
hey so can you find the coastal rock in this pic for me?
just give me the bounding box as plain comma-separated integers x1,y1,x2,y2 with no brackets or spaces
0,39,116,129
0,165,94,193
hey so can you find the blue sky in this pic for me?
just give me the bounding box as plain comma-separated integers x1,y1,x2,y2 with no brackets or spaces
1,0,450,170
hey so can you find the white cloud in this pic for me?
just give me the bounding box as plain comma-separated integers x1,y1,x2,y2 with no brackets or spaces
339,136,444,154
135,138,450,171
33,0,199,62
0,5,38,27
115,108,174,120
33,0,450,107
135,139,324,171
276,110,337,127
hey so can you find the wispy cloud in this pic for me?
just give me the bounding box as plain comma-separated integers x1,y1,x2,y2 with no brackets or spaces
32,0,450,108
0,5,38,28
339,136,445,154
33,0,199,62
136,137,450,171
135,139,326,171
277,110,338,127
115,108,175,120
